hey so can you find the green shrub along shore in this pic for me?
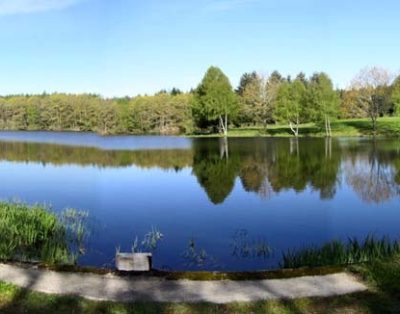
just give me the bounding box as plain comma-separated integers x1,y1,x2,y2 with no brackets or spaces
2,202,400,312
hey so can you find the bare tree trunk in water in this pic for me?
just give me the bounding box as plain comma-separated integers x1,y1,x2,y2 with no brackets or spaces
325,137,332,159
219,136,229,159
289,137,299,155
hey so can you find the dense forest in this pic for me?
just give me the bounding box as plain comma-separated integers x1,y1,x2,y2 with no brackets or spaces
0,66,399,136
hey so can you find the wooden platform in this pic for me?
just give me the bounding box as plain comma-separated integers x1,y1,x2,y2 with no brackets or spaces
115,252,152,271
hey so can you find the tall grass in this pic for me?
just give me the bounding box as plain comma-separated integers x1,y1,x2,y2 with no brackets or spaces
0,202,88,265
282,235,400,269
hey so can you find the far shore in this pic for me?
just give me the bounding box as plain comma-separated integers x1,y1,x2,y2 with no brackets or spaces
0,117,399,139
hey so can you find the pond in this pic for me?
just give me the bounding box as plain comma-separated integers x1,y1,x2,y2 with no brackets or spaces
0,131,399,271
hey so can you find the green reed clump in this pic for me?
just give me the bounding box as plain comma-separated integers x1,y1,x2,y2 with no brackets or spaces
282,235,400,269
0,202,87,265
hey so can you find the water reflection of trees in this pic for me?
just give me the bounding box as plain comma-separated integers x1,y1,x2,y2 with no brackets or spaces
268,138,341,199
191,138,400,204
191,139,241,204
344,140,400,203
1,138,399,205
0,141,193,170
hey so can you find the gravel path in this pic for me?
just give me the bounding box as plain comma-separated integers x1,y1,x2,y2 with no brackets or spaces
0,263,367,303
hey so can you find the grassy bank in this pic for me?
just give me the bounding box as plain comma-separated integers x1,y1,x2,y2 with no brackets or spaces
192,117,400,137
1,255,400,313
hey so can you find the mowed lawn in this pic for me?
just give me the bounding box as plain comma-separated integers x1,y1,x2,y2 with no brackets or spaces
1,254,400,314
222,117,400,137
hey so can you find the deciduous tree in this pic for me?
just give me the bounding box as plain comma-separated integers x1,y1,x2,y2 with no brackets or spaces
351,67,392,132
391,76,400,116
193,66,238,136
274,79,307,136
308,73,339,137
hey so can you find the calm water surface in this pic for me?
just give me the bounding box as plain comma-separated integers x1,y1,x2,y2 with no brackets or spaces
0,131,399,271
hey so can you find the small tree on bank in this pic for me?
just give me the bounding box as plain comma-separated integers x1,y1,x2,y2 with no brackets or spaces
239,73,275,128
275,79,306,137
391,76,400,116
308,72,339,137
351,67,392,133
193,66,238,136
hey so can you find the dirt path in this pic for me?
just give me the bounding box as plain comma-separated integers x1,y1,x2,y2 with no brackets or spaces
0,264,367,303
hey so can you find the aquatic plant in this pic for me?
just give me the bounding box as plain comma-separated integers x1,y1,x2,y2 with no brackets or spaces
142,226,164,250
0,202,88,265
131,226,163,253
282,235,400,268
231,229,272,259
60,208,89,254
181,238,218,269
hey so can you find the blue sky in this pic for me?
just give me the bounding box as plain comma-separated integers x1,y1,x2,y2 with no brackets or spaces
0,0,399,97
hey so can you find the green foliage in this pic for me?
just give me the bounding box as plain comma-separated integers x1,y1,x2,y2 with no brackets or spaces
274,79,307,135
192,66,238,134
236,71,258,96
391,76,400,116
0,202,87,265
0,66,398,135
0,93,193,135
282,235,400,269
308,73,339,122
238,73,275,126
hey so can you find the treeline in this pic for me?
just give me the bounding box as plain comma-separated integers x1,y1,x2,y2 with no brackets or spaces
0,66,399,135
0,92,193,135
235,66,400,136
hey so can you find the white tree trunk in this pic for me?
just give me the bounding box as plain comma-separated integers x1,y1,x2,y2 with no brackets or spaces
289,121,299,137
219,114,228,137
328,116,332,137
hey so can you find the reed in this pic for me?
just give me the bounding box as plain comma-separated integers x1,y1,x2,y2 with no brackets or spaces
131,226,163,253
282,235,400,268
0,202,87,265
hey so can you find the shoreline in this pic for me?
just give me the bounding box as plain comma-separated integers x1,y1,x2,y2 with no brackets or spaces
0,260,345,281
